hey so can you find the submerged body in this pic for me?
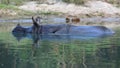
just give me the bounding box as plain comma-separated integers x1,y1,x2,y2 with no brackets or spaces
12,16,114,37
12,24,114,37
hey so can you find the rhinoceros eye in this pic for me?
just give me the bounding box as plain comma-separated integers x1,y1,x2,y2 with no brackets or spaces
16,28,23,31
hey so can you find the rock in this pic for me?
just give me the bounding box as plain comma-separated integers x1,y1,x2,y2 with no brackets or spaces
17,1,120,17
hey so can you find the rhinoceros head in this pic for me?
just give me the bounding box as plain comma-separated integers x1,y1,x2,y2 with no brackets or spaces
12,23,26,33
12,16,42,34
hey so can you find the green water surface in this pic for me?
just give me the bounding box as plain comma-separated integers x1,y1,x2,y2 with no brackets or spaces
0,22,120,68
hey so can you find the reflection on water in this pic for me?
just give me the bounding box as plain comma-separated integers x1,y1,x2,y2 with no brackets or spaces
12,31,113,48
0,20,120,68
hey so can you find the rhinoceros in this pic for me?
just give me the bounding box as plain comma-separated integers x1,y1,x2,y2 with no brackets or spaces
12,16,115,37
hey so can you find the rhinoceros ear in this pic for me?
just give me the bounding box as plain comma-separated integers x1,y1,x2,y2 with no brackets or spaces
32,16,39,27
17,23,21,26
36,16,42,23
16,23,22,28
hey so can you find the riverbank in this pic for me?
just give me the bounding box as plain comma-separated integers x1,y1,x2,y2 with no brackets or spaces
18,1,120,18
0,1,120,18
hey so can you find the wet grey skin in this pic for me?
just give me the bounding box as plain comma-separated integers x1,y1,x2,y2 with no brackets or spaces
12,16,115,37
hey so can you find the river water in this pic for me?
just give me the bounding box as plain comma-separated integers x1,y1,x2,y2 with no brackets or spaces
0,17,120,68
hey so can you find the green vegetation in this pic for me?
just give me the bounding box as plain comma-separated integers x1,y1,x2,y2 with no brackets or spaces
0,4,35,18
0,4,17,9
0,0,120,17
0,3,61,18
62,0,120,5
62,0,87,5
0,0,24,5
62,0,120,7
0,0,120,5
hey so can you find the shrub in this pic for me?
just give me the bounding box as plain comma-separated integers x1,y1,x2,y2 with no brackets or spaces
62,0,87,5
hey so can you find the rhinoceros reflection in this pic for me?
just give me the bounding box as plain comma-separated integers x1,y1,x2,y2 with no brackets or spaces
12,31,113,47
12,32,111,41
